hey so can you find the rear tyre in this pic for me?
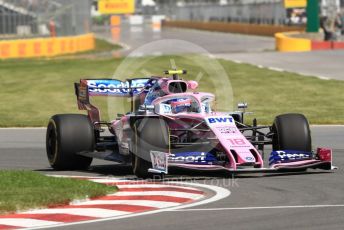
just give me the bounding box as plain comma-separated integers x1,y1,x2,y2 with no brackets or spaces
131,118,169,179
272,113,312,152
46,114,94,170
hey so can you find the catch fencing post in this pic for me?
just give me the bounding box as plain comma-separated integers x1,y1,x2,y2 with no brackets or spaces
307,0,320,32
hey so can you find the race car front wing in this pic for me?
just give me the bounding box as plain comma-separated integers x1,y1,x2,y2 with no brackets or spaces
148,148,337,174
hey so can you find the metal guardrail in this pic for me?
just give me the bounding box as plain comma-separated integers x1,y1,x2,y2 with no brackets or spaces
0,0,92,39
163,20,305,37
157,1,290,26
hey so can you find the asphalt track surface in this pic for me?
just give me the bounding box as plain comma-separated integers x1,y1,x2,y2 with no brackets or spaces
94,23,275,55
0,126,343,230
2,24,344,229
97,22,344,81
216,50,344,81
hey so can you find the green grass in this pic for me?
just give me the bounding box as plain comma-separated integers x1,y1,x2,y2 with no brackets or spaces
0,170,117,214
220,60,344,124
84,38,122,54
94,38,122,53
0,55,343,126
56,38,122,57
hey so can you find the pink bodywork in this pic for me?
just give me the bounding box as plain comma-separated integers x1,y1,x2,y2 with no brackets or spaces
76,77,335,172
151,92,264,170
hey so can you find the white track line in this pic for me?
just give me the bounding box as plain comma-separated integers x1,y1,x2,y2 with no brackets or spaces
115,184,200,190
164,182,230,210
317,76,330,80
0,218,60,228
167,204,344,212
268,67,284,72
112,191,203,199
76,200,180,208
87,179,132,183
26,208,130,218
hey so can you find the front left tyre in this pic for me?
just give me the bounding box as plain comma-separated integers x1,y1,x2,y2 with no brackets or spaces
272,113,312,152
46,114,94,170
131,118,169,179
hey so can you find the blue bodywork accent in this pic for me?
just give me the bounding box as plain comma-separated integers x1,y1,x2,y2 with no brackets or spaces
269,150,313,166
168,152,219,165
144,82,164,105
87,79,150,96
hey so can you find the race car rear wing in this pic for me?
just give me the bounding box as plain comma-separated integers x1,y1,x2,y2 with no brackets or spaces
75,78,153,122
75,78,152,97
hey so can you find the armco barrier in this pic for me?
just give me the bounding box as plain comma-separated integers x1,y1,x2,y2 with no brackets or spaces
275,32,344,52
311,40,344,50
0,33,95,59
162,20,305,37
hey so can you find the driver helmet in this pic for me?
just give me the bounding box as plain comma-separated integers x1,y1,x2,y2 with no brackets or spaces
171,98,192,113
144,82,165,105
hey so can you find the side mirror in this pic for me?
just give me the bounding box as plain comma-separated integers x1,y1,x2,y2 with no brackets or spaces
187,80,198,90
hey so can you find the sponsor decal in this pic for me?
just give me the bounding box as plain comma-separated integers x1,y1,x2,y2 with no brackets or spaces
207,117,233,124
169,152,206,163
150,151,168,174
78,85,88,102
168,152,218,165
227,138,248,146
269,150,312,166
87,79,149,96
217,126,237,134
159,104,172,114
245,156,254,161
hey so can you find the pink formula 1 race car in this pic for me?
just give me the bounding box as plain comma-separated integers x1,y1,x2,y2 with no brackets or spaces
46,70,336,178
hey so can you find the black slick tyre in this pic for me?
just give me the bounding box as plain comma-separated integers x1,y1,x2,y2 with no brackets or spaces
272,113,312,152
46,114,94,170
131,118,169,179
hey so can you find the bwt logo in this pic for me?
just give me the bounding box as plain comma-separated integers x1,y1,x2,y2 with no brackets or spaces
208,117,233,124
